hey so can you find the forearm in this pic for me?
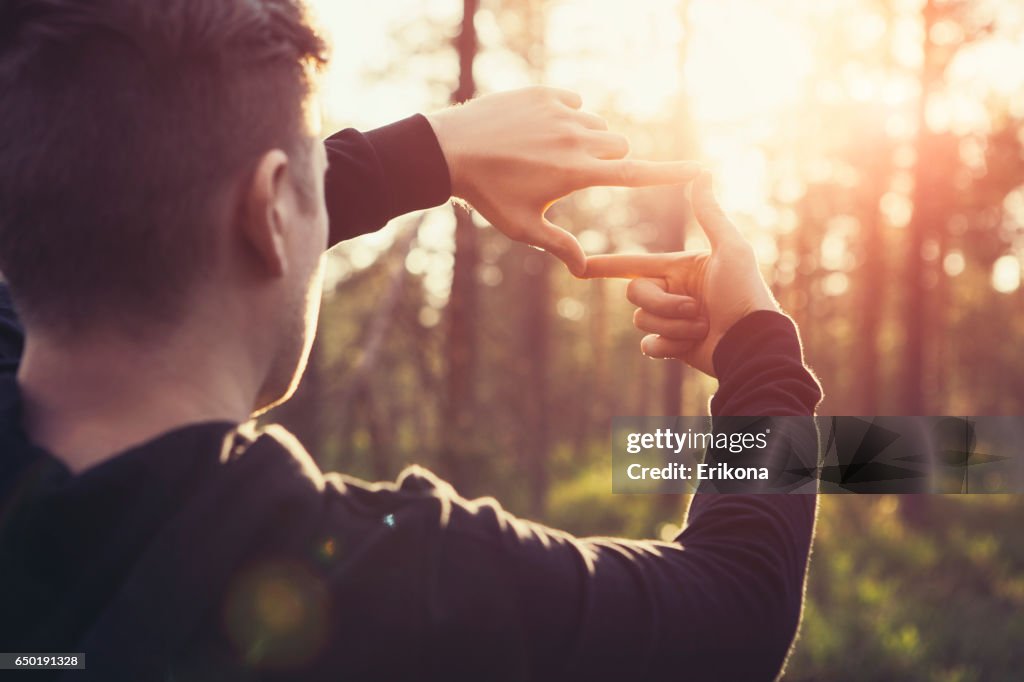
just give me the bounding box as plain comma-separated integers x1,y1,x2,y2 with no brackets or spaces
431,484,816,680
324,114,451,247
676,310,821,678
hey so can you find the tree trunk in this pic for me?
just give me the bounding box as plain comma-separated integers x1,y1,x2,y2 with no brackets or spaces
899,0,942,526
858,166,886,415
439,0,480,488
523,251,551,516
901,0,939,416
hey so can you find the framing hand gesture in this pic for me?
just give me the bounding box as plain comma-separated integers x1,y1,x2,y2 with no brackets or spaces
583,173,780,376
427,87,701,276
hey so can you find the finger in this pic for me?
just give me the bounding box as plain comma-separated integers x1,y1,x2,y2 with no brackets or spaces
692,171,743,248
546,87,583,109
530,218,587,277
592,159,702,188
583,253,681,279
585,131,630,160
574,110,609,131
641,334,695,360
626,278,698,317
634,309,708,340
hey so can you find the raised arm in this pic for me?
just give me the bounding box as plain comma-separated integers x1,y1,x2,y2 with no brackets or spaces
411,318,820,678
325,87,701,275
507,171,820,678
306,174,820,679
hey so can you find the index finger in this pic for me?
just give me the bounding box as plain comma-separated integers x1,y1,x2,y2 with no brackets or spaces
591,159,702,188
582,253,679,279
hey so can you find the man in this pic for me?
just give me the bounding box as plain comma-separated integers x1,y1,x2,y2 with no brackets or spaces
0,0,822,680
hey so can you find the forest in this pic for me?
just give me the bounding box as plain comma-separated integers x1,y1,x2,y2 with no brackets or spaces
268,1,1024,678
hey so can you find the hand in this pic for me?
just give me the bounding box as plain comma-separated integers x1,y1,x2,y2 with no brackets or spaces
622,280,711,362
583,172,780,376
425,87,701,276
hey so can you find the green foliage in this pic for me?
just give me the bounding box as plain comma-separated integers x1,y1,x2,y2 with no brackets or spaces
786,496,1024,681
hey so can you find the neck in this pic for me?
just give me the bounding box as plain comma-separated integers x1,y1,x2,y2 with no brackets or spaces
17,325,259,474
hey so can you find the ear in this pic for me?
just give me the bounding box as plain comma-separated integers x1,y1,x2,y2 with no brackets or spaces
239,149,291,278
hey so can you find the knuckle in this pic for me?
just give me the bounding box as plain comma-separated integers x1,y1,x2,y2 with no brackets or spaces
558,125,583,147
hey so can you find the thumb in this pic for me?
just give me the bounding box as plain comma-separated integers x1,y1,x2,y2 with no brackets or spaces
691,172,742,248
533,219,587,277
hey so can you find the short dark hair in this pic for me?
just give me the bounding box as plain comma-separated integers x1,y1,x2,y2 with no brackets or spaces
0,0,328,334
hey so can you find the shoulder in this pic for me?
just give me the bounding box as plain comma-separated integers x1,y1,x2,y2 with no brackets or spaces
225,425,461,552
226,424,582,583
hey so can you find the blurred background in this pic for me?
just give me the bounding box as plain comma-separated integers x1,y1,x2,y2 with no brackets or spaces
267,1,1024,678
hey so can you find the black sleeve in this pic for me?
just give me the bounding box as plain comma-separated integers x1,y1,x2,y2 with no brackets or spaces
675,310,822,676
709,310,822,417
324,114,452,247
0,283,24,375
396,311,823,680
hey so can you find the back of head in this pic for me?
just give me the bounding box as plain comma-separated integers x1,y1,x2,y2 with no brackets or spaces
0,0,327,336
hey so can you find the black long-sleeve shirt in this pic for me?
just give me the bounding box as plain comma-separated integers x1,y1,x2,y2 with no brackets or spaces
0,119,822,681
324,115,451,246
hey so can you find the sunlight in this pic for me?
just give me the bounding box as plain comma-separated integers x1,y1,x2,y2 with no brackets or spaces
305,0,1023,282
685,1,813,124
991,254,1021,294
546,0,681,118
308,0,455,128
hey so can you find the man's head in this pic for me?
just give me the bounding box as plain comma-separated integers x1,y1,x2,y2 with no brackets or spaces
0,0,331,411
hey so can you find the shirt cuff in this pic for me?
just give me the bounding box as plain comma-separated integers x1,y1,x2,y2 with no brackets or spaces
363,114,452,219
712,310,803,380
